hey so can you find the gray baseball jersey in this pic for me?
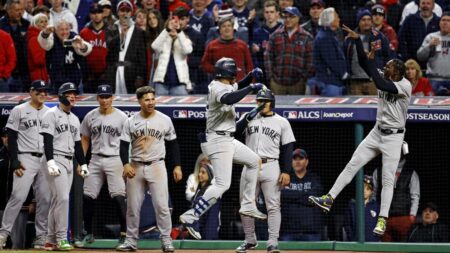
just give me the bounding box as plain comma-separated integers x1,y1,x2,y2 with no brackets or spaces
244,113,296,159
80,107,128,156
241,113,295,248
6,102,49,153
376,78,412,128
206,80,238,132
121,111,176,162
0,102,50,240
328,78,412,218
40,106,81,156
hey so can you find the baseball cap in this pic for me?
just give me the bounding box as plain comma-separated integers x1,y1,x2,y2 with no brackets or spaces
89,3,103,13
283,6,301,17
371,4,385,16
97,84,113,96
423,202,439,213
174,7,189,18
310,0,325,8
292,148,307,159
98,0,112,7
30,80,49,91
117,0,133,12
364,175,374,188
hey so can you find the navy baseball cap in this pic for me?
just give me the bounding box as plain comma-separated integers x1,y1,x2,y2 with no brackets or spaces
283,7,301,17
310,0,325,7
89,3,103,13
292,148,307,159
97,85,113,96
30,80,49,91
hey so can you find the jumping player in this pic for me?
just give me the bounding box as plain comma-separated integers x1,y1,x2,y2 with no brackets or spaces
309,25,412,236
116,86,182,252
235,89,296,253
179,57,266,240
0,81,51,250
75,85,128,247
40,82,90,251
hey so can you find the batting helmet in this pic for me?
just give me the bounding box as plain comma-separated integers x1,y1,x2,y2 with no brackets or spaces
214,57,240,80
256,88,275,108
58,82,78,106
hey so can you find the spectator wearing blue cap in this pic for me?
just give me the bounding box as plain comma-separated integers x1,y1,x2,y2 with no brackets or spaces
264,6,314,95
344,8,393,95
280,148,324,241
343,175,381,242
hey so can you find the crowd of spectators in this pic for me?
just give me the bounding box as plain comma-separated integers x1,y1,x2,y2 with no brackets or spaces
0,0,449,95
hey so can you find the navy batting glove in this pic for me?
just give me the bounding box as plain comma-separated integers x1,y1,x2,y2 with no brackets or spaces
250,82,264,91
250,68,263,82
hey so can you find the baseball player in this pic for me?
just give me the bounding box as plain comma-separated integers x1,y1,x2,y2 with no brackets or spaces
0,81,51,250
179,57,266,240
235,88,295,253
40,82,90,251
116,86,182,253
74,85,128,248
309,25,412,236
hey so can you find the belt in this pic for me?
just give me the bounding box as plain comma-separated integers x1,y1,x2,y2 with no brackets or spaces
18,152,43,158
55,154,73,160
95,154,119,158
133,158,164,166
261,158,277,164
212,131,234,137
377,125,404,135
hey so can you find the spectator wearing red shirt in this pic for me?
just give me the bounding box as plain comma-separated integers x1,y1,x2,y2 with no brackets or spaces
28,13,50,83
405,59,434,96
372,4,398,52
80,3,109,93
201,16,253,81
264,7,314,95
0,29,16,92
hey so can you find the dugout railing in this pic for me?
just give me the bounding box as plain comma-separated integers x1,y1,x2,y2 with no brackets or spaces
1,94,450,252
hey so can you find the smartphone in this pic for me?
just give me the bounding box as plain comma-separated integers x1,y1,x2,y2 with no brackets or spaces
63,39,74,47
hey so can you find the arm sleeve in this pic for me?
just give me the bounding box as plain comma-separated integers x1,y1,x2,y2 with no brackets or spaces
74,141,87,166
409,171,420,216
74,39,93,56
220,85,253,105
1,34,16,78
417,34,434,62
42,133,54,161
185,174,196,201
280,142,294,174
151,29,170,52
7,129,19,162
237,73,253,89
37,31,54,51
120,140,130,166
354,38,398,94
166,139,181,167
176,31,193,55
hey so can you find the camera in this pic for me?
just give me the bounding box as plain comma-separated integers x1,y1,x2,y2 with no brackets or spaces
63,39,74,47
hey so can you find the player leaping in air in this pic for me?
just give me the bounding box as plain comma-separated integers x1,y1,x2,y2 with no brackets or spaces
179,57,267,240
309,25,412,236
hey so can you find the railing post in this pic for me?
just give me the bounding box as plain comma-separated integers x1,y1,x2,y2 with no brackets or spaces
354,123,365,243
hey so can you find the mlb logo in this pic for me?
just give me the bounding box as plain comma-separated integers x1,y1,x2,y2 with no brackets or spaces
173,110,188,118
283,111,297,119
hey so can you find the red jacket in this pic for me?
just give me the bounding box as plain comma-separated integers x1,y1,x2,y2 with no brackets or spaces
27,26,49,82
0,29,16,80
412,77,434,96
80,23,108,76
380,23,398,51
201,38,253,80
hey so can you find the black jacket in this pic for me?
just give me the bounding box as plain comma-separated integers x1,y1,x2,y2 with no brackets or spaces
408,223,449,242
105,24,147,94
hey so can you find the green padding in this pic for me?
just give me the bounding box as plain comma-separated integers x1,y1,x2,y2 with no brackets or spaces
335,242,450,252
85,239,450,252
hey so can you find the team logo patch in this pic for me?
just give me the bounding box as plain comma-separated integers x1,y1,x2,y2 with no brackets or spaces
173,110,188,119
283,111,297,119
